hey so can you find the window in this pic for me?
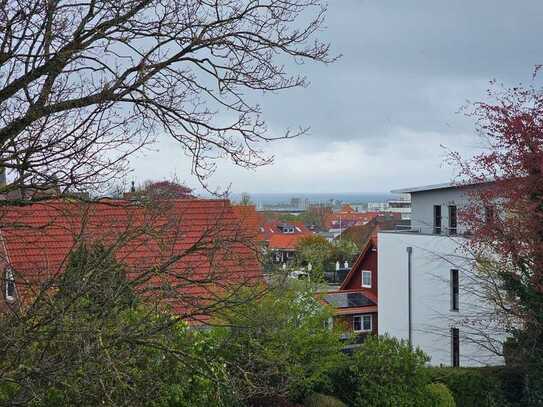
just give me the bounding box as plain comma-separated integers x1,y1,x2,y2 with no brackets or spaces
362,270,372,288
4,268,15,301
353,314,372,332
433,205,442,234
451,327,460,367
450,269,459,311
484,205,495,225
448,205,457,235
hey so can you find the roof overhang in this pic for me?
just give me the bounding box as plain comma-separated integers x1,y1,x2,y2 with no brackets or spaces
391,179,493,194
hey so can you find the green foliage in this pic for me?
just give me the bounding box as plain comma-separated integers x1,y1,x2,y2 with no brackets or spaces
425,383,456,407
329,335,431,407
278,212,322,228
239,192,253,206
296,235,334,279
0,244,232,407
426,367,512,407
295,235,358,281
303,393,347,407
330,238,358,262
213,281,347,404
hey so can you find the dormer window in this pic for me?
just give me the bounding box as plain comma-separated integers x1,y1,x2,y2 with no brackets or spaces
278,224,295,233
4,268,15,302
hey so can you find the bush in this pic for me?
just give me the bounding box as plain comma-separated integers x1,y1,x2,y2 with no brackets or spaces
425,383,455,407
329,335,431,407
213,282,347,404
304,393,347,407
426,367,507,407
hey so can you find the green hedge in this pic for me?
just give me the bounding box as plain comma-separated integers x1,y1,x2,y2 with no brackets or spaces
425,383,455,407
304,393,347,407
426,367,525,407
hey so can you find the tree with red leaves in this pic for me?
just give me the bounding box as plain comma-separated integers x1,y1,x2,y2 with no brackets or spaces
141,180,194,200
454,78,543,403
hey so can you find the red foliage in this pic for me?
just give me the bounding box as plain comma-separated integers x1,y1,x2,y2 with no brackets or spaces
454,79,543,295
144,181,194,199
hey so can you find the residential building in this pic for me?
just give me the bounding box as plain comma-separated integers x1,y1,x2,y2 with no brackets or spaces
321,239,378,351
368,194,412,220
324,205,387,237
0,199,262,321
378,182,505,367
337,215,409,249
258,220,314,264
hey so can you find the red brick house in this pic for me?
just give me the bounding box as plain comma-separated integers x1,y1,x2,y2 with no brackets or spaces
0,199,262,322
321,238,378,344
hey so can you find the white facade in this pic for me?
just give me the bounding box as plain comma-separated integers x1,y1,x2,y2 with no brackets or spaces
378,183,505,367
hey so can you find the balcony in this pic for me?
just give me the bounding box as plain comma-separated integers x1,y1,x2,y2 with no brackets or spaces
381,224,472,238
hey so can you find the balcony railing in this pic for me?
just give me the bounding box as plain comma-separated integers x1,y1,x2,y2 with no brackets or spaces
384,224,472,237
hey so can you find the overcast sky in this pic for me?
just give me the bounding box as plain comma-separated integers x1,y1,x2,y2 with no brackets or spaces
130,0,543,194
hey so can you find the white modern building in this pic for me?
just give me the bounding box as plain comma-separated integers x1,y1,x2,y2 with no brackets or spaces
378,182,506,367
368,193,412,220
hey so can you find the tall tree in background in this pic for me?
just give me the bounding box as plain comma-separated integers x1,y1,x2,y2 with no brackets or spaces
453,78,543,402
239,192,253,206
0,0,334,197
140,179,194,199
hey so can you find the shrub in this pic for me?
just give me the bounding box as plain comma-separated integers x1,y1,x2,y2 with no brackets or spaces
426,367,506,407
329,335,431,407
425,383,456,407
304,393,347,407
213,282,347,404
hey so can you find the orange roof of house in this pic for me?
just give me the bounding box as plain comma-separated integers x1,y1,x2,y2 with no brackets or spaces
323,211,382,230
257,220,313,243
0,199,262,321
267,233,308,250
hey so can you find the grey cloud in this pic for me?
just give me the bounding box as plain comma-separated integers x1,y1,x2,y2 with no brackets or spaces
131,0,543,193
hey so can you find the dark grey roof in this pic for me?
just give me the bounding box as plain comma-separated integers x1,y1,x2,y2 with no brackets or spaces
324,292,375,308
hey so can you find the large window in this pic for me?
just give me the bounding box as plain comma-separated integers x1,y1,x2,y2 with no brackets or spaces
4,268,15,301
450,269,459,311
362,270,372,288
451,327,460,367
353,314,372,332
433,205,442,234
448,205,457,235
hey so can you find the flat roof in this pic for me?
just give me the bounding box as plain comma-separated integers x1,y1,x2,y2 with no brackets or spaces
391,180,492,194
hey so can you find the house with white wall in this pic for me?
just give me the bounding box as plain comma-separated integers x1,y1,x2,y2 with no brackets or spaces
378,182,506,367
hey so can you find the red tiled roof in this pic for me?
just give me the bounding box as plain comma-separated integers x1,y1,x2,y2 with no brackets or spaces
267,234,305,250
323,211,383,230
257,220,313,246
0,199,262,321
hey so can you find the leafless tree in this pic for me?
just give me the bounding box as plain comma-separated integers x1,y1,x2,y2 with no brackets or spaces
0,0,334,197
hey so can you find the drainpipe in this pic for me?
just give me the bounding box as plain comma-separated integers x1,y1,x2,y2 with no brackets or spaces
406,246,413,348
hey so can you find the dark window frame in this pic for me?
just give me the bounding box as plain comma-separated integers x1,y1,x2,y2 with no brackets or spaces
353,314,372,332
433,205,442,235
451,327,460,367
448,205,457,235
484,205,495,225
450,269,459,311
